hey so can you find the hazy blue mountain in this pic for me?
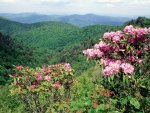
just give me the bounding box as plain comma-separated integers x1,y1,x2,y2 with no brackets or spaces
60,14,130,26
0,13,130,26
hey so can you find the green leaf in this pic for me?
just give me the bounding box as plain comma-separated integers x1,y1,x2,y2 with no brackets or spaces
111,99,118,104
139,69,142,75
108,77,111,82
121,98,127,105
130,98,140,109
84,99,91,106
21,90,27,94
123,75,126,83
110,75,114,80
88,108,95,113
96,104,105,111
127,44,130,50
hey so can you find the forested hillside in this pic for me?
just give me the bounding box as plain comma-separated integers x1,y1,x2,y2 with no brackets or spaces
0,17,119,84
0,33,35,84
125,17,150,27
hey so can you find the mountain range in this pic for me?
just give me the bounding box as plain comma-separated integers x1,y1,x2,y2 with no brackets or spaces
0,13,130,26
0,16,118,81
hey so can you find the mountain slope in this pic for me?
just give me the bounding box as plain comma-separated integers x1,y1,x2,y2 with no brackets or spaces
0,18,118,78
0,17,117,50
12,23,116,50
0,17,31,34
12,21,81,49
0,17,47,35
0,32,37,84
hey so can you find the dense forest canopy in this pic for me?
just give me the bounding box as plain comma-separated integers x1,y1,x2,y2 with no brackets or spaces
0,17,119,84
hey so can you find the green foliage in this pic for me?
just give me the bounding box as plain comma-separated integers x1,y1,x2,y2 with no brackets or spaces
10,64,74,113
124,17,150,27
0,33,37,84
0,85,26,113
130,98,140,109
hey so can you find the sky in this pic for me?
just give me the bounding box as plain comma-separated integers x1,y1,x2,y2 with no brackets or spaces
0,0,150,17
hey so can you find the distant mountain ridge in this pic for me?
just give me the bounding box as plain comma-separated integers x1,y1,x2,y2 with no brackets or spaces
0,13,130,26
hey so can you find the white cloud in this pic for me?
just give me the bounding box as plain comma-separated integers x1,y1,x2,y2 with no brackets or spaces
95,0,122,3
0,0,150,16
95,0,150,5
0,0,17,3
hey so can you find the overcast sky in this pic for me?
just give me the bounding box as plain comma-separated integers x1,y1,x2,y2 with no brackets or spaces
0,0,150,17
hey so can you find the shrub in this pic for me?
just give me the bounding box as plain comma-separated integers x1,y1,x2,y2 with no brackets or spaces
83,25,150,112
9,63,74,113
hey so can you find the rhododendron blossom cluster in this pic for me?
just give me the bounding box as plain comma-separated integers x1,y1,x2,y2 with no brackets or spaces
83,25,150,76
10,63,74,113
10,63,73,94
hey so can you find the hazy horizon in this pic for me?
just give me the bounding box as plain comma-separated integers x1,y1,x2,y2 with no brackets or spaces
0,12,149,19
0,0,150,18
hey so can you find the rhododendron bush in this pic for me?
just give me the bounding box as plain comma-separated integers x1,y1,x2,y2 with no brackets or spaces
83,25,150,112
83,25,150,76
10,63,74,113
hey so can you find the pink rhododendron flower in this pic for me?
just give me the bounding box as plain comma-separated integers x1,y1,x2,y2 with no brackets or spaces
94,43,100,49
54,81,60,89
128,37,136,44
102,66,114,76
115,60,122,65
143,46,149,51
30,85,36,89
148,28,150,32
121,63,134,74
64,63,72,72
36,74,42,82
136,28,150,37
102,60,122,76
128,55,136,62
96,41,112,52
45,75,51,81
100,44,112,52
109,62,120,73
93,49,104,58
16,65,23,70
115,31,122,36
100,58,113,66
137,59,143,63
103,32,112,40
103,31,122,41
83,48,104,59
124,25,135,34
83,49,95,58
112,36,120,43
98,41,107,48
